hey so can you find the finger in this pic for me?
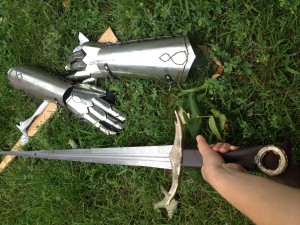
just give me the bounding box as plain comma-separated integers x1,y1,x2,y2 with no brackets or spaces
83,113,117,135
68,50,86,64
67,71,91,81
229,145,240,151
196,135,221,160
89,107,124,131
196,135,212,156
78,83,106,96
92,98,126,122
70,61,87,71
212,142,224,151
211,143,240,153
219,143,231,153
196,135,225,166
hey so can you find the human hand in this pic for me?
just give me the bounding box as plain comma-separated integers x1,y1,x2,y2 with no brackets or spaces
196,135,247,187
209,142,240,153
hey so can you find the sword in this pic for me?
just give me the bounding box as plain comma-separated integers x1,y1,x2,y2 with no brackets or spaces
0,144,281,170
0,109,293,218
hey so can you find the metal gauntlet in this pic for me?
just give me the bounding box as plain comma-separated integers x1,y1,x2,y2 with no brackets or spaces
68,36,196,83
8,66,125,135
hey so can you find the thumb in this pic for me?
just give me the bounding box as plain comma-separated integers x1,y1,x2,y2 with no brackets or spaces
196,135,225,166
196,135,212,157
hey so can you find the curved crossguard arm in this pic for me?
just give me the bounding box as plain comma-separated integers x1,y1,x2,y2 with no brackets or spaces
154,109,185,218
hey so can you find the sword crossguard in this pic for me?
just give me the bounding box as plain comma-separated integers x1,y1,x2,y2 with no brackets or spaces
154,108,185,218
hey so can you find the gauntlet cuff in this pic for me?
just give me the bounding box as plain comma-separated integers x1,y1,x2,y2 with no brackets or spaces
68,35,196,83
8,66,70,106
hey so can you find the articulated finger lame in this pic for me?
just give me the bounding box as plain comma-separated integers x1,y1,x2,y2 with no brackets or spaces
8,66,125,135
67,36,196,83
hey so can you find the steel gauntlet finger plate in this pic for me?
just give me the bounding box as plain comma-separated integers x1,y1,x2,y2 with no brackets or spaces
66,84,126,135
8,66,126,135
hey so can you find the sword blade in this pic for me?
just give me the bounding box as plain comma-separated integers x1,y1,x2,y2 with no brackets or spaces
0,145,173,169
0,145,264,171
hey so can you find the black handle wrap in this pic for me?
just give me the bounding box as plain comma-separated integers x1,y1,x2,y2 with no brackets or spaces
183,142,300,188
182,145,262,171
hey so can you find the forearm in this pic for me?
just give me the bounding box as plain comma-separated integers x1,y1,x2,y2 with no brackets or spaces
212,167,300,225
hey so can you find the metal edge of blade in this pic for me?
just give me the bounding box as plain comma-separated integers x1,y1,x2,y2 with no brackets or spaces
0,145,173,169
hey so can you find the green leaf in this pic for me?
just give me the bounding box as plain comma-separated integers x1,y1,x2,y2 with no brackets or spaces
183,111,190,121
189,93,201,116
186,117,202,139
211,109,226,131
211,108,220,117
209,116,223,141
177,98,189,113
218,114,227,131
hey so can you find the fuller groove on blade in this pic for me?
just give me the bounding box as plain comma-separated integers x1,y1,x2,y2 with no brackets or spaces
0,146,173,169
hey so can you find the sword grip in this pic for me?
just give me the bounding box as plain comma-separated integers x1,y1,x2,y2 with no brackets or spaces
182,142,300,189
182,146,263,170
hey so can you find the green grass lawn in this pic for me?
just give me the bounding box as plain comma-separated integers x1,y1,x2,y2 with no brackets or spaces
0,0,299,224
